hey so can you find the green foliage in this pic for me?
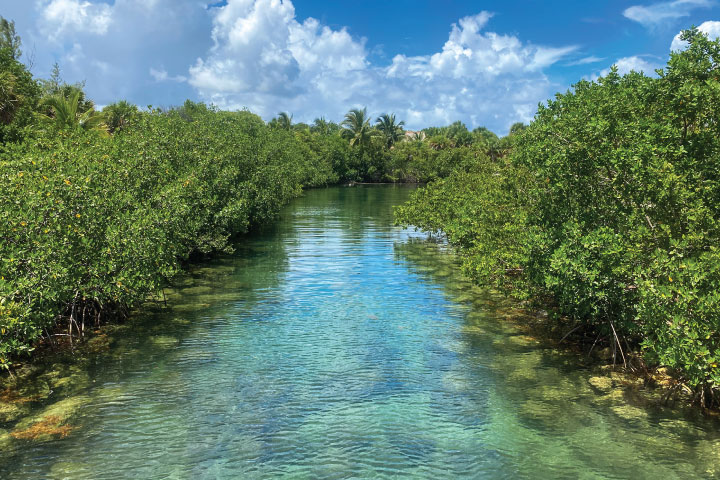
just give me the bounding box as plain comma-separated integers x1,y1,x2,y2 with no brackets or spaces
341,107,375,149
269,111,293,130
102,101,140,134
395,155,534,293
396,28,720,405
509,122,527,135
37,90,107,133
0,104,333,368
0,48,40,143
0,17,21,61
375,113,405,148
310,117,340,135
38,64,94,115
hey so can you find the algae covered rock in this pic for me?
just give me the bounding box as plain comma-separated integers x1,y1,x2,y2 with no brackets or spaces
0,428,11,448
0,400,26,424
11,395,90,442
611,403,649,422
588,376,613,393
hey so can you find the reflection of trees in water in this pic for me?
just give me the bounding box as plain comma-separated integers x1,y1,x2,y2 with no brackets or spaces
393,236,720,478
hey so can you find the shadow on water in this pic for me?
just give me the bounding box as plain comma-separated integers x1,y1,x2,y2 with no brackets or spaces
1,185,719,479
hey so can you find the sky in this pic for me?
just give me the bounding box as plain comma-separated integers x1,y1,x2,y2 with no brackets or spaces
2,0,720,134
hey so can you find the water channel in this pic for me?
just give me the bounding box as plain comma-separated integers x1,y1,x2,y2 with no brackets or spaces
1,185,718,479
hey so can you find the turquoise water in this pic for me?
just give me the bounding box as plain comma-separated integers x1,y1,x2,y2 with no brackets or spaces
1,185,719,479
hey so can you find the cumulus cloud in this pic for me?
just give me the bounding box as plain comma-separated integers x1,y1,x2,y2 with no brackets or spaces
670,20,720,50
22,0,212,107
13,0,577,132
38,0,113,40
189,2,576,132
623,0,713,27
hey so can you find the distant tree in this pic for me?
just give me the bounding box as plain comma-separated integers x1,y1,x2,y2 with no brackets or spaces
341,107,375,148
375,113,405,148
103,100,139,133
311,116,339,135
292,122,310,132
272,111,293,130
509,122,527,135
39,63,95,115
423,126,443,137
0,47,40,142
408,131,425,142
43,63,62,95
172,99,214,121
472,126,499,144
446,121,472,147
0,17,21,60
427,134,453,151
38,90,106,133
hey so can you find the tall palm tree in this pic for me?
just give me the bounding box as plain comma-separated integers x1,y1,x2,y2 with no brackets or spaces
341,107,375,148
375,113,405,148
38,90,106,132
276,111,293,130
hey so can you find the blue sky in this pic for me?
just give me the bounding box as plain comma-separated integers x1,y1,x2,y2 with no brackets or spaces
2,0,720,133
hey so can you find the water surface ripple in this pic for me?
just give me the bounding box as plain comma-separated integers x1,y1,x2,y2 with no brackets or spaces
1,186,719,479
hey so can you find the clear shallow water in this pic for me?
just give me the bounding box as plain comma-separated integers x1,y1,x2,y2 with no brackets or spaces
1,185,719,479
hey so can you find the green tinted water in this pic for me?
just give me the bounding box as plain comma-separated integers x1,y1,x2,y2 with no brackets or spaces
1,185,719,479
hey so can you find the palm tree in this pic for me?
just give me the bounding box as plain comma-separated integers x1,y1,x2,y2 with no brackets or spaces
311,116,330,135
38,90,106,132
409,131,425,142
0,71,21,125
275,111,293,130
341,107,375,148
375,113,405,148
103,100,138,134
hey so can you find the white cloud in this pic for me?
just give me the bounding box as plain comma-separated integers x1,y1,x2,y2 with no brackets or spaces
528,46,580,71
670,20,720,50
38,0,113,40
189,2,576,132
23,0,213,107
150,67,188,83
601,56,662,76
566,55,606,66
14,0,576,133
623,0,713,27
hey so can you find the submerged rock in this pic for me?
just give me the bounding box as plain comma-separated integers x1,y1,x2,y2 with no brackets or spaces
49,461,93,479
611,403,649,421
149,335,180,348
0,428,11,448
11,395,90,441
0,400,27,424
588,376,613,392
